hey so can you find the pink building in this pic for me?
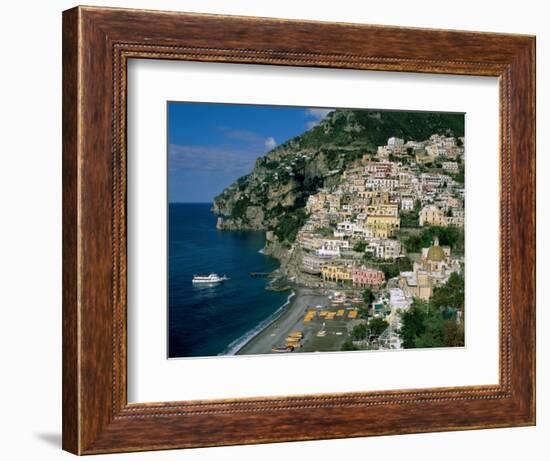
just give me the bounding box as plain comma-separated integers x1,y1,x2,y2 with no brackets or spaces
351,266,385,289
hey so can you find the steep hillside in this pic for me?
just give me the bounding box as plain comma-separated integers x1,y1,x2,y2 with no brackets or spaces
212,109,464,241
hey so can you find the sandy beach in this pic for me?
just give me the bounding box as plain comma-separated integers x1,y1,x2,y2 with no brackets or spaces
236,287,329,355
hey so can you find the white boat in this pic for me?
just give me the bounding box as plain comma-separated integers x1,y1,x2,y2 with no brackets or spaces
192,273,229,284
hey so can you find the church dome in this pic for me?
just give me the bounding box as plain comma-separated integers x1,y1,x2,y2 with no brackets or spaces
427,244,445,261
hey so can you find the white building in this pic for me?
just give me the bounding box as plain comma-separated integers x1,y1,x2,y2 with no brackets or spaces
301,255,325,275
321,238,350,251
368,239,402,260
401,197,415,211
366,177,399,191
316,247,340,257
442,161,459,172
388,137,405,147
405,140,425,150
420,173,451,188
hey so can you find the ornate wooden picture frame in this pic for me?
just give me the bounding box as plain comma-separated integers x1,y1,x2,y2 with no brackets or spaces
62,5,535,455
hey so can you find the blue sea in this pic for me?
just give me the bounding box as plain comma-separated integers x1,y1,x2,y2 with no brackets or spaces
168,203,290,358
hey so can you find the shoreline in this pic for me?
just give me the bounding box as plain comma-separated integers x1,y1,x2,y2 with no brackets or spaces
220,241,294,355
221,289,296,355
235,286,329,356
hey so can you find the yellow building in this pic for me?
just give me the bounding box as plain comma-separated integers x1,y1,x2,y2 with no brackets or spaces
367,203,399,217
415,150,436,165
366,214,400,238
321,264,352,284
361,153,374,163
419,204,446,227
399,268,433,300
371,191,391,205
327,195,341,211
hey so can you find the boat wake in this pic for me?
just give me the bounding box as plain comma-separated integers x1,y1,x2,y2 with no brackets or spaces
220,291,296,356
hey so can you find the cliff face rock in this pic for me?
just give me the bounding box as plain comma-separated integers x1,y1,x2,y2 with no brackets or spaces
263,231,291,263
212,108,464,273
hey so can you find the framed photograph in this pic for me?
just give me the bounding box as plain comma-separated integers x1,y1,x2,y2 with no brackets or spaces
62,6,535,454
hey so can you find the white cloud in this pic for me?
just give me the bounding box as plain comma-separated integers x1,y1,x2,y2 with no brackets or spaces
304,107,332,129
306,108,332,119
264,137,277,150
219,127,276,152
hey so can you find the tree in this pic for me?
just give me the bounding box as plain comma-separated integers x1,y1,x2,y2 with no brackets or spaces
231,197,251,219
378,256,412,280
341,338,358,351
357,306,370,319
399,299,428,348
351,323,368,341
396,256,413,272
414,313,446,348
368,318,389,337
353,240,367,252
272,208,308,243
414,311,466,348
431,272,465,311
399,275,465,349
451,165,465,184
444,318,465,347
380,264,399,280
362,288,375,305
400,209,420,228
404,226,464,254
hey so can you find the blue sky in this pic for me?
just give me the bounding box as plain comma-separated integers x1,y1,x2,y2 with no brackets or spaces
168,103,331,203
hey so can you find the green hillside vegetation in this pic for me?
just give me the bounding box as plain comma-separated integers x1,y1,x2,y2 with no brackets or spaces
404,226,464,255
296,110,464,152
273,208,308,244
399,200,422,228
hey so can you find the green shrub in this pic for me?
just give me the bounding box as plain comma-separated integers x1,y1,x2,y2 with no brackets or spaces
404,226,464,254
341,339,358,351
273,209,308,243
351,323,368,341
399,274,465,349
368,318,389,337
353,240,367,252
231,197,251,219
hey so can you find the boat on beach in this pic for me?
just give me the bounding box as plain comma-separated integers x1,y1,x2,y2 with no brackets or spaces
192,273,230,284
271,345,294,353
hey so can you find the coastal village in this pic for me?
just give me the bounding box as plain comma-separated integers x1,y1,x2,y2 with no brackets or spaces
254,133,466,354
212,109,467,356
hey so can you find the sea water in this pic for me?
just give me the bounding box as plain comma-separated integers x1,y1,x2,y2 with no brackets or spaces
168,203,289,358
